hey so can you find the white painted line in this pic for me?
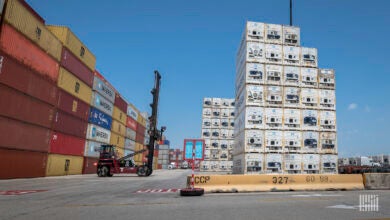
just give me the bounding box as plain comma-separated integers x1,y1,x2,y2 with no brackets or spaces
326,205,357,210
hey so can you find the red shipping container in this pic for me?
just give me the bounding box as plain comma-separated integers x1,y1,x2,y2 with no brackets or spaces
154,149,159,157
0,148,47,179
49,132,85,156
0,84,55,128
56,89,89,121
82,157,98,174
114,94,127,113
0,51,58,105
126,116,137,131
61,47,93,86
0,23,59,82
0,116,51,152
136,133,145,144
137,123,146,136
52,110,88,139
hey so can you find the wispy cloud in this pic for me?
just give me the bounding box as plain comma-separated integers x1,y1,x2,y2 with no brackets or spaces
348,103,357,110
364,105,371,113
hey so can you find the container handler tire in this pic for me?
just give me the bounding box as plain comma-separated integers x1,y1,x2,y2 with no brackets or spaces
101,166,109,177
137,166,148,177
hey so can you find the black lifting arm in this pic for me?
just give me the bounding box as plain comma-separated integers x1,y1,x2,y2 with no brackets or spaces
145,70,164,176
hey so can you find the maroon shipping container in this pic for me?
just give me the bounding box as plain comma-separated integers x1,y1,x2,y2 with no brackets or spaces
136,133,145,144
0,24,59,82
56,89,89,121
82,157,98,174
49,132,85,156
52,110,88,139
0,116,51,152
0,84,55,128
61,47,94,87
0,51,58,105
114,94,127,113
0,148,48,179
136,123,146,136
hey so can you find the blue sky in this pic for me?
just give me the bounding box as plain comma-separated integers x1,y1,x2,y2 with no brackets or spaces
27,0,390,157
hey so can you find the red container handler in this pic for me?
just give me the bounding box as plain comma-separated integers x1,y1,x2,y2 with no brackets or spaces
0,51,58,105
82,157,98,174
56,89,89,121
0,148,48,179
114,94,127,113
49,132,85,156
0,84,55,128
0,116,51,152
52,110,88,139
0,23,59,82
60,47,94,87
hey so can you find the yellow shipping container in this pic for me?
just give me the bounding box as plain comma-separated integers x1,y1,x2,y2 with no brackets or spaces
137,114,147,127
46,154,83,176
46,25,96,71
112,107,126,126
116,147,124,158
111,119,126,137
4,0,62,61
57,67,92,104
110,132,125,148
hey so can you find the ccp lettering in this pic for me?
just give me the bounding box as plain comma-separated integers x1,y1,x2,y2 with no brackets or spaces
194,176,210,184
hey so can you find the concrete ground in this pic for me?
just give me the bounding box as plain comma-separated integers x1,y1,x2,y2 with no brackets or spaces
0,169,389,220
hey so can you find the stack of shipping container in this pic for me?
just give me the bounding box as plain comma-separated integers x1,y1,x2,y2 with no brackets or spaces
157,140,170,169
233,21,337,174
0,0,153,179
200,98,235,172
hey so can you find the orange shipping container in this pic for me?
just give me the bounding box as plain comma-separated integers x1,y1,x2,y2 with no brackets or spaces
3,0,62,61
0,23,59,82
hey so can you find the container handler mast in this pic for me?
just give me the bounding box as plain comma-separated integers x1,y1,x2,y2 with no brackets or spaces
97,71,163,177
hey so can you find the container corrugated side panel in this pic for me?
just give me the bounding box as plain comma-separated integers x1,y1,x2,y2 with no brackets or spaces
92,76,115,103
4,0,62,61
61,47,94,87
86,124,111,144
46,154,83,176
110,132,125,148
46,26,96,71
126,116,138,131
0,116,50,152
0,148,47,179
112,106,127,126
52,111,88,139
136,123,146,135
111,119,126,137
116,147,124,158
0,23,59,82
84,140,103,158
114,94,127,113
49,132,85,156
125,127,136,140
88,107,112,130
137,114,146,127
56,89,89,121
90,92,114,116
82,156,98,174
0,84,55,128
57,67,92,104
0,51,58,105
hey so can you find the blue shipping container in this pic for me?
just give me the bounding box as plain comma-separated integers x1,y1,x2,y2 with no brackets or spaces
88,107,112,130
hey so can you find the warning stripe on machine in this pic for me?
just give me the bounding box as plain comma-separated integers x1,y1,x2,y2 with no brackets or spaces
135,189,179,193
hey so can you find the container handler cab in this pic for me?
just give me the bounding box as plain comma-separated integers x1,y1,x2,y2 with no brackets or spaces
97,145,149,177
97,71,163,177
